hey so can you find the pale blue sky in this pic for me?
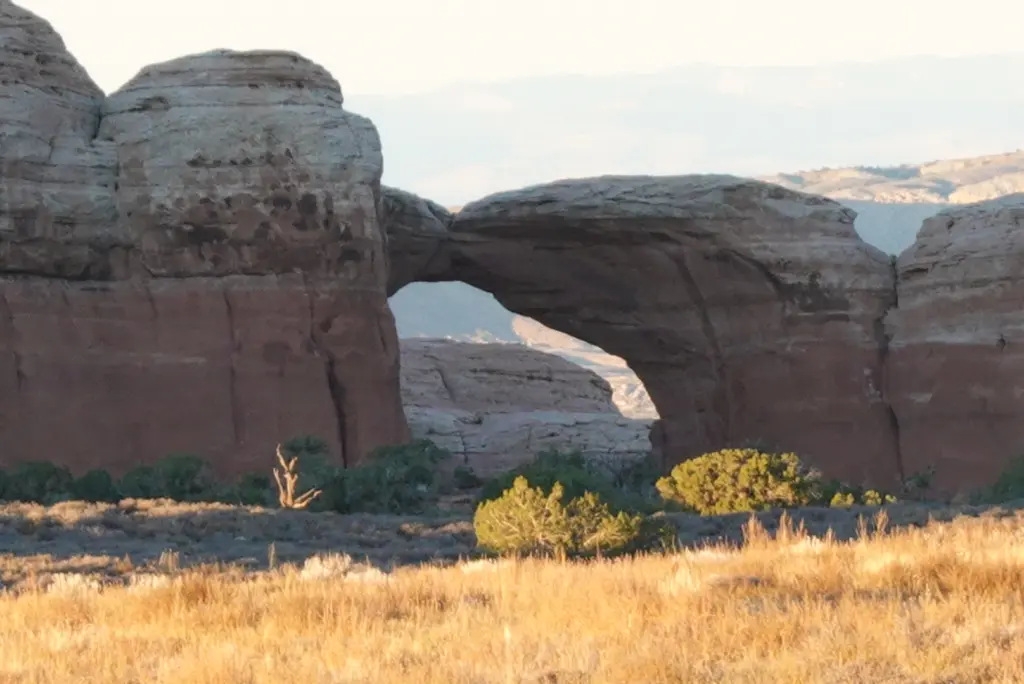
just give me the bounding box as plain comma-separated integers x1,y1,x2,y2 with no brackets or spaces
19,0,1024,95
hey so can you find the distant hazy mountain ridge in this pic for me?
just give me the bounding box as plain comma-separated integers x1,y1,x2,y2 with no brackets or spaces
762,149,1024,204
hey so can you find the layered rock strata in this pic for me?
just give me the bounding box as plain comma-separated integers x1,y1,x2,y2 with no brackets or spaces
13,0,1024,494
0,2,407,477
400,339,651,478
885,194,1024,492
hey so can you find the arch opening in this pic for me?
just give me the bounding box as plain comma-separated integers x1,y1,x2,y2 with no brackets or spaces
389,281,656,419
388,280,657,478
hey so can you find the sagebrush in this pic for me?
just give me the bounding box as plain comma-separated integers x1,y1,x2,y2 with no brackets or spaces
473,475,646,557
656,448,823,515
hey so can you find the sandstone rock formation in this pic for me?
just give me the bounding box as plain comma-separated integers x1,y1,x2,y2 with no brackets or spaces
400,339,651,478
885,194,1024,492
380,186,453,295
0,1,407,478
508,315,657,418
16,0,1024,496
388,176,902,488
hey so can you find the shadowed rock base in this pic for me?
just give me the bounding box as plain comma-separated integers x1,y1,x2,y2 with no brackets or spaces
0,276,407,477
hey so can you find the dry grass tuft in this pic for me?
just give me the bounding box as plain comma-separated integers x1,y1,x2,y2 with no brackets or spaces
3,507,1024,681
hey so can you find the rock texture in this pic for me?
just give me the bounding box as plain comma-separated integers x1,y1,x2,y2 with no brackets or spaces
380,186,453,295
885,194,1024,492
0,1,116,273
389,176,901,487
400,339,651,478
0,2,408,478
21,1,1024,495
508,315,657,418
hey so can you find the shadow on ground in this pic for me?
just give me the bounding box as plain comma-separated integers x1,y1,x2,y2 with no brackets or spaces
2,497,1023,588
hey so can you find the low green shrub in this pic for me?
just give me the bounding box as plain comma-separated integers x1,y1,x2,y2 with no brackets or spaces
817,478,847,506
154,453,217,500
970,456,1024,504
657,448,901,515
829,488,896,507
602,453,663,493
453,464,484,490
71,468,121,503
229,472,274,506
117,453,218,501
901,465,937,498
594,452,664,511
116,465,161,499
656,448,823,515
1,461,74,504
862,489,896,506
268,437,453,514
819,477,898,507
333,439,452,514
292,454,345,511
473,476,646,558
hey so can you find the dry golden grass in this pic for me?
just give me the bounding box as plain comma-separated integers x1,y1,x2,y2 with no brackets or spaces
4,508,1024,682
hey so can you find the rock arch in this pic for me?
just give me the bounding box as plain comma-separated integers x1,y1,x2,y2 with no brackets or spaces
10,0,1024,495
382,178,903,488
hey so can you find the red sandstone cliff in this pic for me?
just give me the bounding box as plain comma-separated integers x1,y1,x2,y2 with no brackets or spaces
0,2,409,478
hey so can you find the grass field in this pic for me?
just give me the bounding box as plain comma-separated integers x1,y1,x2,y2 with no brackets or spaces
3,498,1024,682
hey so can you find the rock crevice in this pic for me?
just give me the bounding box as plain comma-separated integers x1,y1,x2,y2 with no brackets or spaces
222,285,243,445
877,257,905,484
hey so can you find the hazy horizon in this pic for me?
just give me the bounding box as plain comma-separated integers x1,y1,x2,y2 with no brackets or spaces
19,0,1024,95
15,0,1024,206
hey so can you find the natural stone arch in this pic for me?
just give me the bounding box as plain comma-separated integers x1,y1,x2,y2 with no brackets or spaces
382,177,902,487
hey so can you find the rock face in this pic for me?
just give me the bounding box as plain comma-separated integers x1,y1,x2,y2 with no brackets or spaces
885,194,1024,492
0,1,116,272
380,186,453,295
508,315,658,419
21,1,1024,495
400,339,651,478
389,176,901,487
0,2,408,478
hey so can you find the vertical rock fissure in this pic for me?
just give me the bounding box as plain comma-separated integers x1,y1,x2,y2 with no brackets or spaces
13,351,24,391
674,254,732,441
0,289,24,391
303,276,349,467
436,364,458,404
144,281,158,321
323,354,349,468
221,284,243,445
877,257,906,484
